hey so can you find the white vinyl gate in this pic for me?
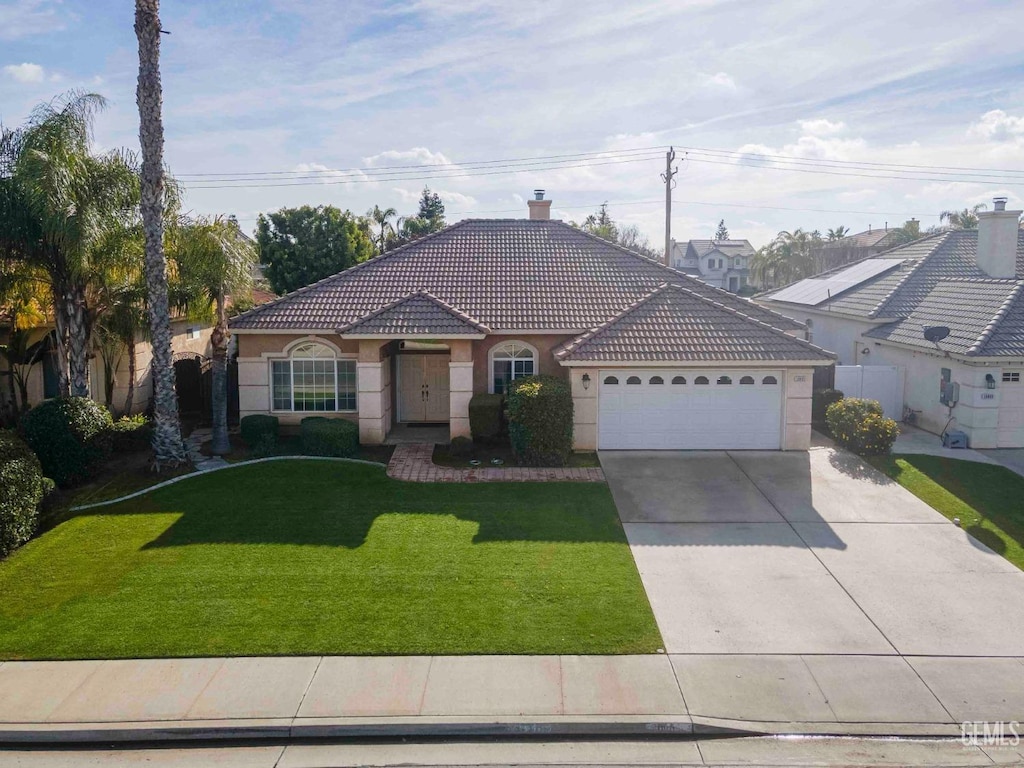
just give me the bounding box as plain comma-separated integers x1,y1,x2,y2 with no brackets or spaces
598,370,783,450
834,365,901,419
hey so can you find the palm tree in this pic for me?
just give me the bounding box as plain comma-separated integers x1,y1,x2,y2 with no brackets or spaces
826,226,850,241
368,205,397,254
135,0,186,466
940,203,987,230
1,93,139,398
168,216,255,455
751,229,821,289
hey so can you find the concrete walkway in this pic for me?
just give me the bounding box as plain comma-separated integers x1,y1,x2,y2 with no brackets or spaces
386,443,605,482
1,652,1021,744
893,424,1005,467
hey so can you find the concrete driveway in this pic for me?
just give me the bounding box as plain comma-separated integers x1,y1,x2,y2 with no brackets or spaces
603,447,1024,657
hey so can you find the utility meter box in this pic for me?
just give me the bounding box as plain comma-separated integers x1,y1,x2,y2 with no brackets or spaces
943,430,968,449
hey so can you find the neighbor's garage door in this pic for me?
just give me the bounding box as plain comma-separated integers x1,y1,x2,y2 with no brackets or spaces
998,371,1024,448
598,370,783,450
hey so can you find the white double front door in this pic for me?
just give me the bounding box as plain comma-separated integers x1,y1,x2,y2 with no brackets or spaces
398,354,450,423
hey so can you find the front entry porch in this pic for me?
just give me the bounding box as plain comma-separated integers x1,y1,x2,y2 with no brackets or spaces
385,423,451,445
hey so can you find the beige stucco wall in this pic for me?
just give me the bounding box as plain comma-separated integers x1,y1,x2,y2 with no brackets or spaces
471,334,573,393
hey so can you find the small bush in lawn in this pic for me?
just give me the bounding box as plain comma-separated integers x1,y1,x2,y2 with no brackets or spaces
812,388,844,426
107,415,153,453
240,414,279,453
469,394,504,442
19,397,113,487
0,430,52,558
449,435,474,457
300,417,359,458
507,375,573,467
826,397,900,456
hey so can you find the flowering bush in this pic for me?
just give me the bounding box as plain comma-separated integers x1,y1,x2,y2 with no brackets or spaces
826,397,900,456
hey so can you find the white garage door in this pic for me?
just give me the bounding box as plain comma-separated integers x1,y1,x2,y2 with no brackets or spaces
598,370,783,450
998,371,1024,448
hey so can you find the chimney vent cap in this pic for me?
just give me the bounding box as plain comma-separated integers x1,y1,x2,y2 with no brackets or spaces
994,196,1008,212
533,189,545,201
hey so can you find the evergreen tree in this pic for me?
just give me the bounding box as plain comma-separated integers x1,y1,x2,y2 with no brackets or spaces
715,219,729,241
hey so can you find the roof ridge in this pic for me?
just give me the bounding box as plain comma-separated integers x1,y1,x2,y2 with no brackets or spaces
229,220,476,324
554,284,670,359
967,280,1024,356
869,232,950,318
337,288,491,334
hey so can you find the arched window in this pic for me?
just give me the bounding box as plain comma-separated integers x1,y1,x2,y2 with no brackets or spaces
717,375,732,385
271,341,356,412
695,376,709,385
762,375,778,385
740,376,755,385
626,376,641,385
603,376,619,385
649,375,664,385
672,376,686,384
490,341,536,394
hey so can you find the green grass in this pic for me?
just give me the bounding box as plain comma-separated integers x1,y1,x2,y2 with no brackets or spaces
0,460,661,659
869,454,1024,570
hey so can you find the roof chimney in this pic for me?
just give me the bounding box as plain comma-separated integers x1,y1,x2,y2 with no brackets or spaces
977,197,1021,278
528,189,551,220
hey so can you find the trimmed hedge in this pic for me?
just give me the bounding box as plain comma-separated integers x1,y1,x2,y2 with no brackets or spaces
826,397,900,456
449,435,474,457
240,414,279,454
469,394,504,442
0,430,51,558
19,397,113,487
507,375,574,467
812,388,844,426
107,415,153,453
301,417,359,458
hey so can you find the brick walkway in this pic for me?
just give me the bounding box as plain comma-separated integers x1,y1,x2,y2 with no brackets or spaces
386,443,605,482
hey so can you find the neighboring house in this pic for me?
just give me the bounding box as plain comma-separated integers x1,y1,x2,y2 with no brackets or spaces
230,196,833,451
0,317,214,416
669,238,755,293
811,223,916,271
758,198,1024,448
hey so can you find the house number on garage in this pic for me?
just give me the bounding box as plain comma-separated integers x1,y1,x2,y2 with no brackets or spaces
794,375,807,382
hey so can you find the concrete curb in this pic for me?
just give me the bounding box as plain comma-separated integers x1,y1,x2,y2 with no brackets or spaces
69,456,388,512
0,716,727,744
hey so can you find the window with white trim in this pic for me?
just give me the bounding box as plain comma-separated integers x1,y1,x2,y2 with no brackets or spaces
270,342,357,412
491,341,535,394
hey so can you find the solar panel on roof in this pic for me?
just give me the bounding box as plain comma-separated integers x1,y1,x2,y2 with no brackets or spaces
769,258,906,306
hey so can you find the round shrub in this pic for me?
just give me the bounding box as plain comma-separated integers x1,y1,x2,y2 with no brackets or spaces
826,397,900,456
107,415,153,453
240,414,279,454
812,388,844,426
300,417,359,458
507,374,573,467
0,430,51,558
19,397,113,487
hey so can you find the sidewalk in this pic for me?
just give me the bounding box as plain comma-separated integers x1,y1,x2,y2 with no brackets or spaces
2,653,1021,743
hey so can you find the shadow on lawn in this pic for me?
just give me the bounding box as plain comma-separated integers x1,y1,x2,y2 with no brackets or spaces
119,461,625,550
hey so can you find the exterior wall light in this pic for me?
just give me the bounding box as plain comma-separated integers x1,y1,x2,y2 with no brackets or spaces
582,373,591,390
986,373,996,389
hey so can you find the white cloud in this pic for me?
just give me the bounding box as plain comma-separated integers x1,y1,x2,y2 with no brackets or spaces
968,110,1024,142
698,71,737,90
798,118,846,137
363,147,453,167
0,0,66,40
3,62,46,83
291,162,372,185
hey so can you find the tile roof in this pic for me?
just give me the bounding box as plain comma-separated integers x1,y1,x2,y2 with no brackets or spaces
337,291,490,336
823,228,903,249
555,284,835,363
685,239,755,258
762,230,1024,357
231,219,803,333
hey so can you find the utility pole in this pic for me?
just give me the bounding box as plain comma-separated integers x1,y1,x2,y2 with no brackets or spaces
661,146,679,266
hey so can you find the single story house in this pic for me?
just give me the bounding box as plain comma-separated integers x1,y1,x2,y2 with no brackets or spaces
757,198,1024,448
229,196,834,451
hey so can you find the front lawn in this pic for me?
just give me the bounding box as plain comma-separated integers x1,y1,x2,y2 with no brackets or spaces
869,454,1024,571
0,460,661,659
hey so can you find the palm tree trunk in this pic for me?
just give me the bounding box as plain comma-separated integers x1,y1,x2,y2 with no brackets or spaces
124,335,137,415
209,289,230,455
51,283,71,397
65,282,91,398
135,0,186,467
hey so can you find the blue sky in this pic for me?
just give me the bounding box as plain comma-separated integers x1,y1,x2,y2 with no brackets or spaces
3,0,1024,247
